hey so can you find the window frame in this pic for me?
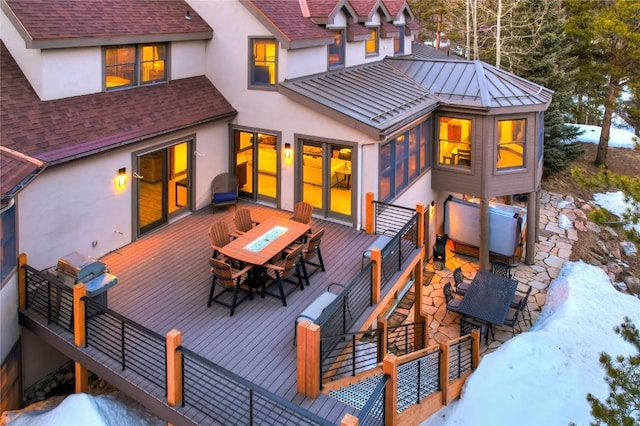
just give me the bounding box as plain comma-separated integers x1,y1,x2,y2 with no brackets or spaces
379,120,432,202
365,27,379,57
1,199,17,285
249,38,278,90
437,116,473,168
496,118,526,170
328,29,345,69
104,43,168,90
394,25,405,56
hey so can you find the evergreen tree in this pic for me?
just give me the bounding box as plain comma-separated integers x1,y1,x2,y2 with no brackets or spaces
586,317,640,426
565,0,640,167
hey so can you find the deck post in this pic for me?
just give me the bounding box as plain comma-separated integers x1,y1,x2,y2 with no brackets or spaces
383,353,398,426
413,251,427,350
377,316,388,357
340,414,359,425
73,283,88,393
416,203,425,247
370,249,382,304
166,329,183,406
18,253,27,309
365,192,374,234
439,342,450,404
296,321,321,398
525,190,538,265
471,329,480,369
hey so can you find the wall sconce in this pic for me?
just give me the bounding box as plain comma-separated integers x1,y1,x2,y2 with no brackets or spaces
117,168,127,188
430,200,435,216
284,143,291,159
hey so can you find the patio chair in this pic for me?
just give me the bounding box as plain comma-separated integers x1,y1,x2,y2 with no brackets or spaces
502,298,526,335
234,208,258,236
211,172,238,212
297,229,326,286
453,266,471,296
291,201,313,242
208,221,234,260
208,258,254,316
443,282,462,314
490,260,513,279
262,245,304,306
460,316,490,345
291,201,313,225
510,285,533,326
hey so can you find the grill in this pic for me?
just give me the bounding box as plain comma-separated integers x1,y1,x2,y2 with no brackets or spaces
46,251,117,307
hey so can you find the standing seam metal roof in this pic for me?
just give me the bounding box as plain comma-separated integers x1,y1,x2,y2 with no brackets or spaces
279,61,438,137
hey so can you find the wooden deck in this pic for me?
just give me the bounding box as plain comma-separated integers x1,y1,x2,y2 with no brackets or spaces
98,201,380,422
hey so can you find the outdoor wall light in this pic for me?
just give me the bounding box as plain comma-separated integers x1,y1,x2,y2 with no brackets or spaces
117,168,127,188
284,143,291,159
430,200,435,216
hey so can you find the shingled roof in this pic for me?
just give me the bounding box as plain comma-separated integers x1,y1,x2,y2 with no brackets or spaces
0,41,237,197
2,0,212,48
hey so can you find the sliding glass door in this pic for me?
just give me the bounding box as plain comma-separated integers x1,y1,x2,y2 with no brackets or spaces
137,141,191,236
299,140,353,221
234,130,278,203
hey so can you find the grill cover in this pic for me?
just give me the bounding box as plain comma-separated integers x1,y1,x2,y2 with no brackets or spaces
48,251,117,298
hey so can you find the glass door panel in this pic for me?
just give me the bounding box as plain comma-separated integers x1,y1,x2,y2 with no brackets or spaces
256,134,277,200
235,130,278,203
301,141,323,210
236,131,254,196
329,145,352,218
137,140,191,236
138,151,166,234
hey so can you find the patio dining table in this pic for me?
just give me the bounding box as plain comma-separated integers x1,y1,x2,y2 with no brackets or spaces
457,270,518,327
217,216,310,267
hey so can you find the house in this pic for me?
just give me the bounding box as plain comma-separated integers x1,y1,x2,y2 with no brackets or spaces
0,0,552,420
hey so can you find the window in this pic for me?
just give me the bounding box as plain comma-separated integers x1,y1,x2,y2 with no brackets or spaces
105,43,167,89
379,120,432,202
1,200,16,284
438,117,472,167
394,25,405,55
497,119,526,169
328,30,345,69
250,38,277,88
365,27,379,57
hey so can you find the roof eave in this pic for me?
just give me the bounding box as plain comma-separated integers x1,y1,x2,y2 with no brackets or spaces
26,32,213,49
40,111,238,165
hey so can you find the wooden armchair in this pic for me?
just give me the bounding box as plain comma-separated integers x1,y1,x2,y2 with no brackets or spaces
211,173,238,212
234,208,258,236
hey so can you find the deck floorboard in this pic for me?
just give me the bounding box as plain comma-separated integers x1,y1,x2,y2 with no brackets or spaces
99,201,379,421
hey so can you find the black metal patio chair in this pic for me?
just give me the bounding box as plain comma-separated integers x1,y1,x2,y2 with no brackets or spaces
453,266,471,296
443,282,462,315
490,260,513,279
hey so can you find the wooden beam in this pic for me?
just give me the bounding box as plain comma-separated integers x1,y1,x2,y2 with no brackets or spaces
297,322,321,398
370,249,382,304
166,329,183,406
18,253,27,309
383,353,398,426
471,329,480,369
525,190,538,265
439,343,449,405
365,192,374,234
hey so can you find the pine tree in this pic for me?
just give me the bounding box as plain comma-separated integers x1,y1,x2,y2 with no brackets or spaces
586,317,640,426
565,0,640,167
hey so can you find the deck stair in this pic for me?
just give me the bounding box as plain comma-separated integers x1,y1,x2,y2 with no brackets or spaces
328,374,384,417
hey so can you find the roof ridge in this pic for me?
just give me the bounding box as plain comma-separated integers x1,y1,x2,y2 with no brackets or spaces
0,146,44,167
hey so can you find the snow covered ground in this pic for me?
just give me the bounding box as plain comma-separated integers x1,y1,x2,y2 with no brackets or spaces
573,123,637,148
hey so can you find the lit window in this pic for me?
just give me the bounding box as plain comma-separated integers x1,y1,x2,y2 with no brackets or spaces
438,117,472,167
497,119,526,169
250,39,277,88
105,43,167,90
328,30,345,69
365,27,379,57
